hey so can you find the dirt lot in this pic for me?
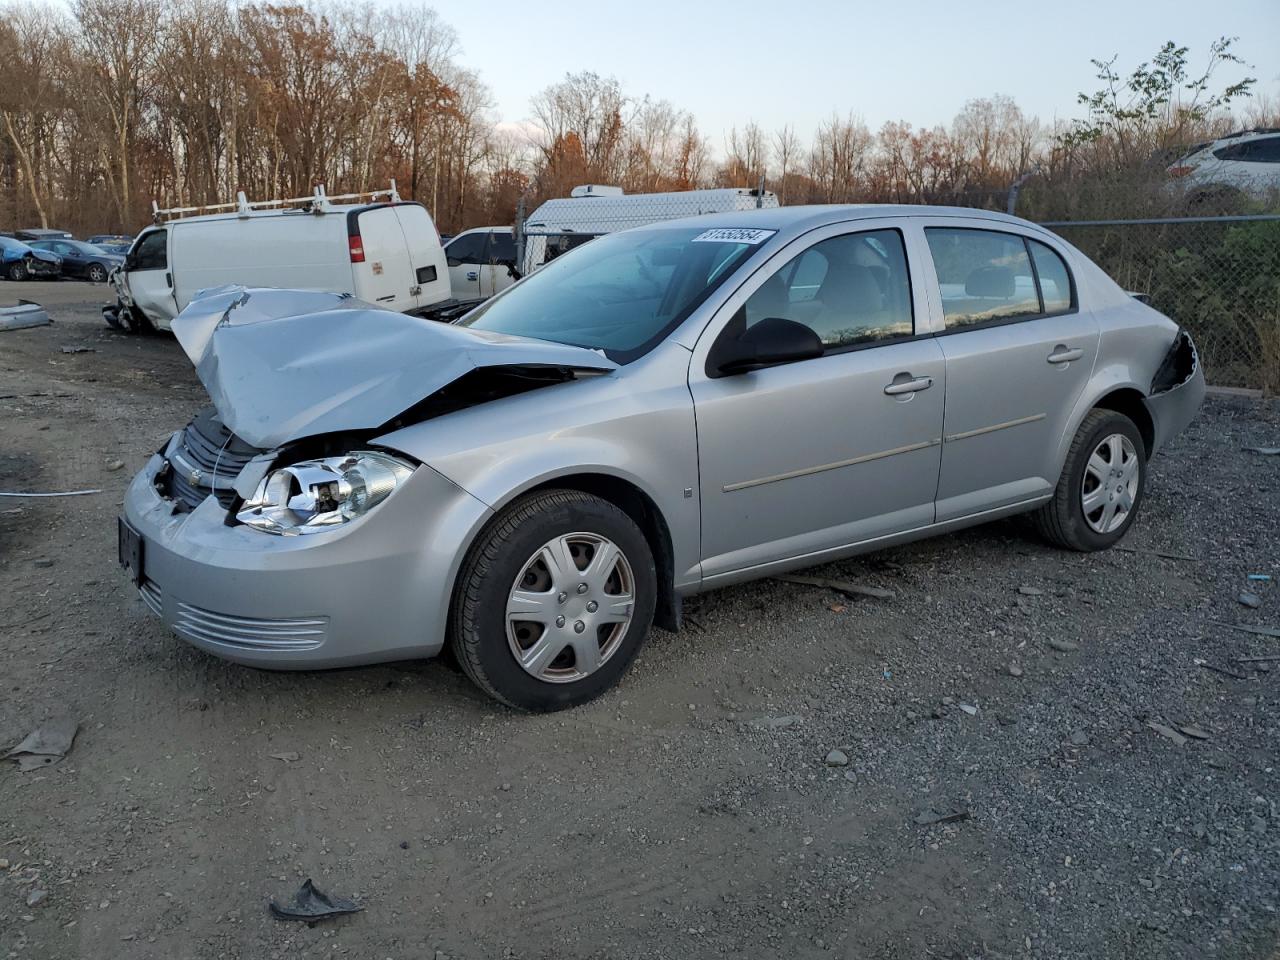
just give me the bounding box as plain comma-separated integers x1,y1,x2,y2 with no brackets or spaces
1,282,1278,960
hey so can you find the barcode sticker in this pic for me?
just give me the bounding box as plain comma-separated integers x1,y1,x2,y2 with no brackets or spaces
691,228,776,245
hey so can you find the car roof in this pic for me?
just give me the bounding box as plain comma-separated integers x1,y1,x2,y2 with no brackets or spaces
643,204,1053,238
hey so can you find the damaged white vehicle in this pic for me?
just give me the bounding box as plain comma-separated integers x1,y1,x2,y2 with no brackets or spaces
119,206,1204,711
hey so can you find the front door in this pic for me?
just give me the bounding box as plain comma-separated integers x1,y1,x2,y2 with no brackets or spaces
690,224,946,581
921,222,1101,521
125,229,179,326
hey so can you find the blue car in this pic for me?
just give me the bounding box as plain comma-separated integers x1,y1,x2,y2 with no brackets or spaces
0,235,62,281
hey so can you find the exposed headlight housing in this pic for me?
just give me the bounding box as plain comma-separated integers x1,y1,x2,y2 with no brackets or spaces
236,451,413,535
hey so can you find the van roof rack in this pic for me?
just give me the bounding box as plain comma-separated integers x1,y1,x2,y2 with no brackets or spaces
151,181,401,223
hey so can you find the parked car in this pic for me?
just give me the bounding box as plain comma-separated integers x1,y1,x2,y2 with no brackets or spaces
119,205,1203,711
106,187,451,332
27,239,124,283
0,235,62,280
87,234,134,246
98,242,133,257
444,227,519,299
14,227,74,241
1168,128,1280,201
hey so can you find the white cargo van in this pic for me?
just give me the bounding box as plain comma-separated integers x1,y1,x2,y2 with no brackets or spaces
106,185,451,332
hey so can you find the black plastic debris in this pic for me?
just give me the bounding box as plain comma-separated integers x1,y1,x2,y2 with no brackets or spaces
914,808,972,826
269,879,362,922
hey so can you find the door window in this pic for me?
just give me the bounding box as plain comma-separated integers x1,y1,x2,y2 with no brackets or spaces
1214,136,1280,162
487,232,516,264
739,229,914,349
925,228,1043,329
445,231,487,264
131,230,167,270
1028,240,1074,314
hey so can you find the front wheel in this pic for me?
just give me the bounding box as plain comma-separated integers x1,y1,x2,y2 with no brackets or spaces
86,262,108,283
1033,409,1146,551
450,489,656,711
6,260,28,281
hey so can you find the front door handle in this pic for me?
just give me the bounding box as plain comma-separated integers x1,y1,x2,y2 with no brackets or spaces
884,375,934,396
1047,345,1083,364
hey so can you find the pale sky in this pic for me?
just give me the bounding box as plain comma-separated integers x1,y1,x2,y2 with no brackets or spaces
432,0,1280,146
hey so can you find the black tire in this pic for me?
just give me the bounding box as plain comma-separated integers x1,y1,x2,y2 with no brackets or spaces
6,259,28,281
1033,409,1146,552
121,306,155,335
86,262,108,283
449,489,657,711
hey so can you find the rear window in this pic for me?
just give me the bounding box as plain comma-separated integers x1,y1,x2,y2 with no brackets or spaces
459,227,762,362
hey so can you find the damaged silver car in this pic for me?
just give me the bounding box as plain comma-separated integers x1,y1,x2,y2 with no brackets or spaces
118,206,1204,711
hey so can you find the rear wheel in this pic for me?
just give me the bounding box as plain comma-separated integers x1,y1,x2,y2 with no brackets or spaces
6,260,28,282
1033,409,1146,551
450,489,656,711
86,262,108,283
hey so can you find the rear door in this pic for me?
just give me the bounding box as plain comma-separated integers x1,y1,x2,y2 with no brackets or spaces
480,230,518,297
922,220,1100,521
125,228,180,327
393,204,450,308
354,207,415,309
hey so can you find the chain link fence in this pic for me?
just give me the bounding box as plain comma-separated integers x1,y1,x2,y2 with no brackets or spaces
1042,215,1280,392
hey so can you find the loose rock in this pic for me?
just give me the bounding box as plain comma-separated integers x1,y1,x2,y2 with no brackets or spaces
824,749,849,767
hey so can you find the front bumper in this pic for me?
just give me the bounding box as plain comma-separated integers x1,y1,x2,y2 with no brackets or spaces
121,452,492,669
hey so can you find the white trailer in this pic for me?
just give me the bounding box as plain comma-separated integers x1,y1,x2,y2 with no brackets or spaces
519,186,778,274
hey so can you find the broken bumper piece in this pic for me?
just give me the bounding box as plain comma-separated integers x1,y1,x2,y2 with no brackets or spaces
1147,329,1205,455
121,452,492,669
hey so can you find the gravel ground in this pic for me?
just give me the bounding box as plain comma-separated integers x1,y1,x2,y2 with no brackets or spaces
1,283,1278,960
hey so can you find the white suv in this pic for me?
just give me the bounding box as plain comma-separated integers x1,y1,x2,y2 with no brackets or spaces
1168,128,1280,200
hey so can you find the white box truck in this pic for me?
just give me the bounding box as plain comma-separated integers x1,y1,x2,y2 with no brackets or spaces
105,184,452,332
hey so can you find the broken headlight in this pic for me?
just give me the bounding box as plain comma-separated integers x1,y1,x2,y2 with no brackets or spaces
236,451,413,535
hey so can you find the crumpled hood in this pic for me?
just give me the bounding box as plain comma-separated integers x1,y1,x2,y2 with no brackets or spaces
171,286,617,449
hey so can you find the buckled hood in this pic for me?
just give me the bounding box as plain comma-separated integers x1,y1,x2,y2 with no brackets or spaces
171,286,617,449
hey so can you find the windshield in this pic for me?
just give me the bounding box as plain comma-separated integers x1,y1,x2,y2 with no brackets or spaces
458,226,764,362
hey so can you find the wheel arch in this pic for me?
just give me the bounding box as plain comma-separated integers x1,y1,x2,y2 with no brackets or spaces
445,468,684,637
1092,387,1155,458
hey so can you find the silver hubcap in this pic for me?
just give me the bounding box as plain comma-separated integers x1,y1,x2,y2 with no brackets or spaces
506,532,635,683
1081,433,1139,534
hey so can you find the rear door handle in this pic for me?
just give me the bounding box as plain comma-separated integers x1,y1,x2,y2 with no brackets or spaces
884,375,934,396
1047,346,1083,364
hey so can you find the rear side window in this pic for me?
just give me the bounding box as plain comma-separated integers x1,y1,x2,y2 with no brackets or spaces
445,231,486,264
488,232,515,263
1214,136,1280,163
1028,240,1073,313
926,228,1070,330
741,229,914,349
131,230,167,270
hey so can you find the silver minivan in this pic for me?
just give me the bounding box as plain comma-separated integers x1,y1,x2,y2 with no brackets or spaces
119,205,1204,711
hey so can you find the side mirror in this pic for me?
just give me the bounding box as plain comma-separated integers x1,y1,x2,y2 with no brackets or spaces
714,317,824,376
446,256,462,268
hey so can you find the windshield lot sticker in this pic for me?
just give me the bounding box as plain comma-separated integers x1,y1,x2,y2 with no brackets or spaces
691,228,776,245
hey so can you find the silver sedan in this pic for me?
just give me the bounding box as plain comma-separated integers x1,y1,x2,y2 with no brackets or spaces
119,206,1204,710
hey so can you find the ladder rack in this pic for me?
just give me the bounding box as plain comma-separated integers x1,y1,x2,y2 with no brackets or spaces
152,181,401,223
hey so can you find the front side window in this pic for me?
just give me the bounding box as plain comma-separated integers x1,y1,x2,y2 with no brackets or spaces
460,227,759,362
926,228,1042,329
131,230,167,271
740,229,914,349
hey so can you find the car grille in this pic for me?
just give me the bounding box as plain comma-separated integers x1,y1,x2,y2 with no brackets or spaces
138,579,163,616
172,601,328,652
164,407,261,511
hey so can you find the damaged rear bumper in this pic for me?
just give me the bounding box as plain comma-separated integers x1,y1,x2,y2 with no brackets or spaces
1146,330,1206,455
121,453,492,669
